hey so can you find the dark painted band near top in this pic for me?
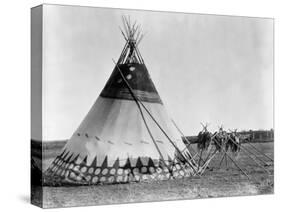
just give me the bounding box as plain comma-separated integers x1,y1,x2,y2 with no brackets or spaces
100,63,163,104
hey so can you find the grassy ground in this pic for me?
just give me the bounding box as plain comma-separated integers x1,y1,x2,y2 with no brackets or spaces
32,142,274,208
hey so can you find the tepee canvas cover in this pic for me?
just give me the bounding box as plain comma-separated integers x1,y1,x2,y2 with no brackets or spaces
45,19,196,185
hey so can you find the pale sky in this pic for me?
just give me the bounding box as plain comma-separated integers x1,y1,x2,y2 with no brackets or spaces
40,4,273,141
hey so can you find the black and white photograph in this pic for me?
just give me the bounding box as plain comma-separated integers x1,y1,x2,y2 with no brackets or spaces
31,4,274,209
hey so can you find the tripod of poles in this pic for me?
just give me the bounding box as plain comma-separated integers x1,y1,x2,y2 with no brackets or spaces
189,123,273,181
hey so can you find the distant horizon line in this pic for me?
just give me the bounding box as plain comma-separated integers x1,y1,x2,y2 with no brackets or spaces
31,128,274,143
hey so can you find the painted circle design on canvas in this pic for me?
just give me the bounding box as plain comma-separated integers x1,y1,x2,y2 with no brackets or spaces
95,168,101,175
141,167,147,173
86,175,92,182
88,167,94,174
108,176,115,183
179,170,185,176
81,166,87,173
142,175,148,180
102,168,108,175
100,177,106,182
133,168,139,174
92,176,99,183
129,66,135,71
135,175,140,181
117,176,123,182
126,74,132,80
74,165,80,171
117,168,123,175
76,175,82,181
150,174,156,179
156,167,162,174
124,169,131,175
176,164,181,170
149,167,155,173
110,168,116,175
70,172,76,179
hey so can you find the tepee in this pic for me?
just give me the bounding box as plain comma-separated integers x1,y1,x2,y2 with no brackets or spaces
45,17,198,185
